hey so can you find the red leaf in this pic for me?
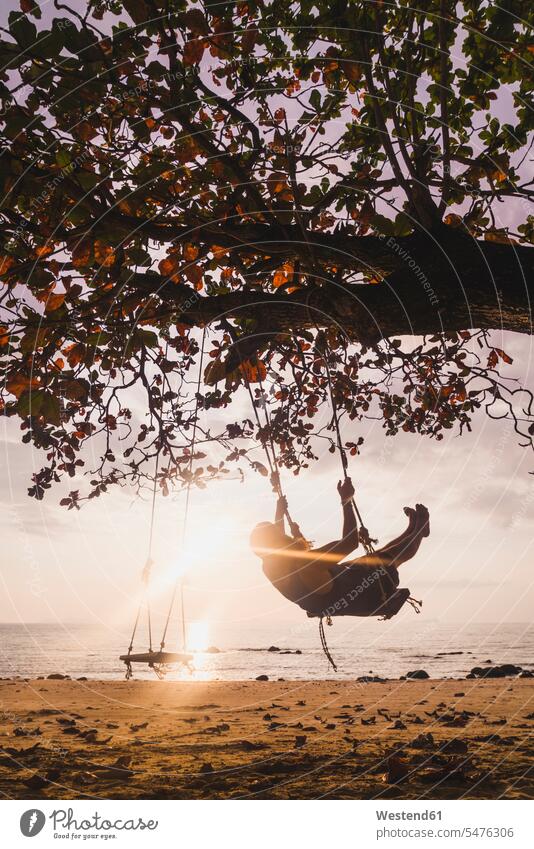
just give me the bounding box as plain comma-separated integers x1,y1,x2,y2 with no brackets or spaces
183,39,205,66
239,360,267,383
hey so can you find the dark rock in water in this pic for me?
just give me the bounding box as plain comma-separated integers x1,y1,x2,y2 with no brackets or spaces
256,674,269,681
77,677,88,681
437,651,463,656
483,659,493,664
470,664,522,678
495,663,522,675
406,669,430,680
47,673,69,680
519,670,534,678
357,675,387,683
295,735,307,748
268,646,280,652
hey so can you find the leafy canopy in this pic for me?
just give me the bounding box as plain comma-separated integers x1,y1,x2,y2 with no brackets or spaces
0,0,533,504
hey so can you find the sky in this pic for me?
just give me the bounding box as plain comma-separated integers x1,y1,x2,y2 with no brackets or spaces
1,1,533,650
2,324,533,643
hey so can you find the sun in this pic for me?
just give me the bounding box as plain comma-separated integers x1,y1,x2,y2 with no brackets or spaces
186,620,210,652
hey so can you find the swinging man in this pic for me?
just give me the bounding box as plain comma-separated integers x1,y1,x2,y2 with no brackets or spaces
250,478,429,620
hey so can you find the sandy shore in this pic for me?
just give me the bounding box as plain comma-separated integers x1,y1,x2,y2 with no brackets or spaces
0,678,532,800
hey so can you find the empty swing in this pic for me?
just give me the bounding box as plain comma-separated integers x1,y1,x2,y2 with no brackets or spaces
119,451,194,679
120,330,207,679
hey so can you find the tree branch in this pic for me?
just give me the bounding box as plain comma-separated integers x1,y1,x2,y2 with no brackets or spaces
129,235,534,345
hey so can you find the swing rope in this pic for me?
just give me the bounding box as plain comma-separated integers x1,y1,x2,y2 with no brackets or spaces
242,363,304,541
319,616,337,672
318,341,392,671
159,326,207,652
124,329,206,678
322,345,378,558
322,342,422,616
126,449,160,663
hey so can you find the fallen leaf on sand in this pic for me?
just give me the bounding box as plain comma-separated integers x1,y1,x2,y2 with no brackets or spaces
410,732,434,749
14,727,42,737
240,740,267,751
93,765,134,780
442,739,468,755
23,767,61,791
383,755,409,784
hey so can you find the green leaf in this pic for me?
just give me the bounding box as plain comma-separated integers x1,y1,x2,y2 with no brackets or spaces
55,149,71,168
32,28,64,59
309,89,322,111
17,389,44,417
9,12,37,49
41,392,61,425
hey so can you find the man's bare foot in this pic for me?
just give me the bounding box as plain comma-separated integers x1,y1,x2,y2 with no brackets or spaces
403,506,417,528
415,503,430,537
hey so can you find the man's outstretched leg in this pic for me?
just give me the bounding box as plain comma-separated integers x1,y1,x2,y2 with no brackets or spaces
349,504,429,572
374,504,429,568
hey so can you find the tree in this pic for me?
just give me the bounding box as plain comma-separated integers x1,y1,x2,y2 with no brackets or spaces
0,0,533,505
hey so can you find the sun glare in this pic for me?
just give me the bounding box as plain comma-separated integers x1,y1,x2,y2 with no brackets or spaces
181,517,232,568
187,620,210,652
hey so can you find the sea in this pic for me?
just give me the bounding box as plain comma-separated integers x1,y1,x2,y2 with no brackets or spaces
1,620,533,682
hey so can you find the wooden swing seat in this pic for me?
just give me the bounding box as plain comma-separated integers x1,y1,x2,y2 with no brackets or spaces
120,651,193,666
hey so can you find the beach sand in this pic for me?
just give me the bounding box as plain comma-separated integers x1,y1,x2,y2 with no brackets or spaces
0,678,532,800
